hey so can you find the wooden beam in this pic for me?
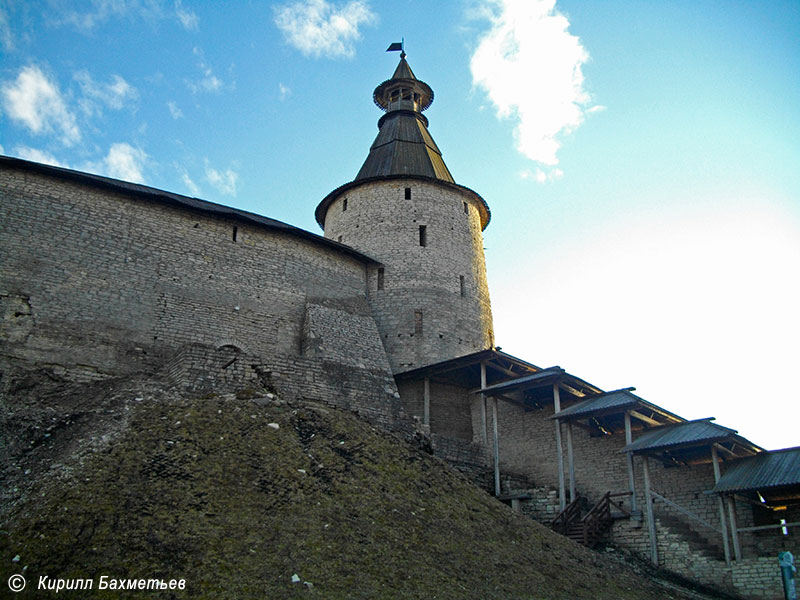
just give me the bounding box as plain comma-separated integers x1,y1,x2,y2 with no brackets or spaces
629,409,661,427
712,442,738,460
485,359,524,378
553,384,566,511
566,421,576,503
711,445,731,564
642,455,658,565
480,362,488,445
625,411,638,513
726,495,742,560
423,377,430,427
492,397,500,497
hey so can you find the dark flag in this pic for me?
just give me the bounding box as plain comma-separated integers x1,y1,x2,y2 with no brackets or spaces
386,42,403,52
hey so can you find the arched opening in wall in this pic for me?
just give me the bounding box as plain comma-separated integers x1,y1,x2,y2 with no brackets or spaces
405,187,411,200
216,344,242,369
232,226,238,242
419,225,427,247
377,267,385,290
343,198,348,211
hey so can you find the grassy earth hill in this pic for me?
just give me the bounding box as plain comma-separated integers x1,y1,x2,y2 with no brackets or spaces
1,370,733,599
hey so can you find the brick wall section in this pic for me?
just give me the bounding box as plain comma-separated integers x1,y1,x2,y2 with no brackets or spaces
396,379,474,441
322,179,494,371
0,165,400,424
731,557,786,600
430,433,492,490
166,343,401,427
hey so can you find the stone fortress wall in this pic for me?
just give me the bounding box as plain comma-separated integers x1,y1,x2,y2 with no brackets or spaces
321,178,494,372
0,161,401,425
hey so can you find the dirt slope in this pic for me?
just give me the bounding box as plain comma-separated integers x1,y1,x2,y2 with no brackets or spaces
1,372,720,599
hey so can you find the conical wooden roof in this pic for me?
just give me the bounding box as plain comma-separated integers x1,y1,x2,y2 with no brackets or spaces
356,56,453,182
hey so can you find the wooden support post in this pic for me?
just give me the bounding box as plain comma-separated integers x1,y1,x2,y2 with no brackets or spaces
423,377,430,427
624,411,638,513
553,384,566,511
566,421,576,503
726,495,742,560
480,361,488,445
711,445,731,564
492,396,500,497
642,455,658,565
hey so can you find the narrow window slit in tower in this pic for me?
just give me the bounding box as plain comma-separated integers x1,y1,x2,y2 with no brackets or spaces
419,225,427,247
232,226,238,242
405,187,411,200
377,267,384,290
460,275,465,297
343,198,348,211
463,201,468,214
414,310,423,334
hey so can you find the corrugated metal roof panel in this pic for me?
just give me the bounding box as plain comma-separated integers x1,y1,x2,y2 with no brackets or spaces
713,447,800,493
623,419,739,454
554,390,640,420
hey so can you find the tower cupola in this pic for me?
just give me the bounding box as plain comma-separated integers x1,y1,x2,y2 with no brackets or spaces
372,53,433,115
353,54,456,184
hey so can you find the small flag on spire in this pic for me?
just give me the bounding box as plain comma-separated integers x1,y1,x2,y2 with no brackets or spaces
386,42,403,52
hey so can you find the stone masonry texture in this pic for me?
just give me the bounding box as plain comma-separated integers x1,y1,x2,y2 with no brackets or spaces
322,178,494,372
0,164,400,425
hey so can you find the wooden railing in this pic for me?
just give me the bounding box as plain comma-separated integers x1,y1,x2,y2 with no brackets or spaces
551,495,582,536
552,491,633,548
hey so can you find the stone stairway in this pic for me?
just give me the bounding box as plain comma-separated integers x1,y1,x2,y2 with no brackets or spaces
656,512,726,560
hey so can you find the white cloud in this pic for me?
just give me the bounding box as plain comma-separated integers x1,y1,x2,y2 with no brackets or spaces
205,161,238,196
75,71,138,115
470,0,597,176
181,170,200,196
273,0,376,59
55,0,161,31
12,146,67,167
84,143,147,183
0,5,14,51
51,0,198,31
174,0,198,30
521,167,563,182
167,100,184,119
1,66,81,145
278,82,291,101
188,47,223,93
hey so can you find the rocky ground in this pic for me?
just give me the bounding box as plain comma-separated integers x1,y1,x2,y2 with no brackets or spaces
1,367,740,599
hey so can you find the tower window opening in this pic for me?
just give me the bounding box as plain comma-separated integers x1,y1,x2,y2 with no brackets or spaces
414,310,423,334
232,226,238,242
460,275,465,297
377,267,384,290
405,187,411,200
343,198,348,211
419,225,427,247
463,201,468,214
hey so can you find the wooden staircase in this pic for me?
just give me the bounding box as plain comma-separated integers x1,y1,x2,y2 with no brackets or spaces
551,491,632,548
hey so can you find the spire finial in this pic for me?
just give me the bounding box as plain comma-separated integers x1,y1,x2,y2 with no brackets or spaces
386,38,405,58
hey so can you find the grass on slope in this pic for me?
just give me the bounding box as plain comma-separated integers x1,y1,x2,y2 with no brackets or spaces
2,376,698,599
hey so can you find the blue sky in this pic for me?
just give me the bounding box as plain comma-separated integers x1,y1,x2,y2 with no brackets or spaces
2,0,798,450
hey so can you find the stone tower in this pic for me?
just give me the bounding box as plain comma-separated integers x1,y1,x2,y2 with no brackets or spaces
316,53,494,372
